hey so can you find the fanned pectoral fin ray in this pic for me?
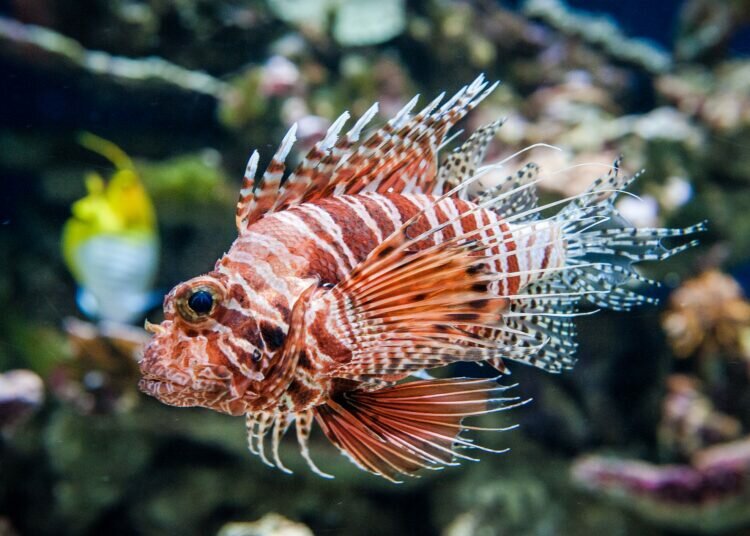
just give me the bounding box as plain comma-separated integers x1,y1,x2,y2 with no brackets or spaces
244,379,522,481
313,187,581,379
313,378,519,482
295,409,334,479
319,236,515,379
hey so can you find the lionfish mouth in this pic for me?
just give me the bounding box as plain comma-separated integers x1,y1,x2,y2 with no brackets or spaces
137,376,216,402
137,351,194,398
138,376,186,398
137,375,253,416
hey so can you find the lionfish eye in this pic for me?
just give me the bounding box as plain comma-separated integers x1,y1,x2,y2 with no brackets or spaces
188,290,213,314
176,283,223,323
252,349,262,362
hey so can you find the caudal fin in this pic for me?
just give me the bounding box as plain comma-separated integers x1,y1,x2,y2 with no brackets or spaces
314,378,521,482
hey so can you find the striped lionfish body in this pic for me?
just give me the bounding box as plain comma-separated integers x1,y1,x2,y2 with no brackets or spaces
139,76,703,482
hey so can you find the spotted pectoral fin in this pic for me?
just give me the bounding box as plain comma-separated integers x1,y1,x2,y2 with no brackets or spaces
476,162,540,219
314,378,519,482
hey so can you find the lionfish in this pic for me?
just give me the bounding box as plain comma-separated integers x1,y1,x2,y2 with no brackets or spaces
139,76,702,482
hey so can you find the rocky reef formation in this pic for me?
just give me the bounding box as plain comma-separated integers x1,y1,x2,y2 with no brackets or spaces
573,438,750,534
572,270,750,533
217,513,314,536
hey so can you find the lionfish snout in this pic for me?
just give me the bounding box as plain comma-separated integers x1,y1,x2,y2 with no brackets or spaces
138,317,249,412
138,321,190,393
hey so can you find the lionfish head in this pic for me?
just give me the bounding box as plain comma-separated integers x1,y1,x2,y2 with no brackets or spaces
139,272,269,416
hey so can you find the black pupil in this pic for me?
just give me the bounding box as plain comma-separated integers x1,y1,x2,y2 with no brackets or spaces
188,290,213,314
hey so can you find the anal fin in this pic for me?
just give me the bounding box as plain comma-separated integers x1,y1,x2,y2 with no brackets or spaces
314,378,517,482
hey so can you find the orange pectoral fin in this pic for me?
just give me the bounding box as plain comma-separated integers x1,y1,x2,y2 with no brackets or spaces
318,234,518,379
313,378,521,482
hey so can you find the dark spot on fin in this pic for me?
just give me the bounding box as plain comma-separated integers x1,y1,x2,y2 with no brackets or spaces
487,356,508,374
451,312,481,321
469,299,490,310
378,245,395,258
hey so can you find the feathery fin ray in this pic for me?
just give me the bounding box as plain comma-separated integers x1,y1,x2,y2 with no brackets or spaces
234,74,499,231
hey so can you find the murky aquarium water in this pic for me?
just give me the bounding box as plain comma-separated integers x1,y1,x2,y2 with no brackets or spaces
2,1,750,534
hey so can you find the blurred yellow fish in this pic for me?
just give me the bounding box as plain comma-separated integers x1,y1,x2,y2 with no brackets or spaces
62,134,160,324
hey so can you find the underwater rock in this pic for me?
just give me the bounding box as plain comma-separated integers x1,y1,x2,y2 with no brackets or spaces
332,0,405,46
657,61,750,134
43,405,154,533
268,0,406,46
674,0,750,62
137,150,234,209
480,72,702,216
661,270,750,362
572,437,750,533
0,369,44,432
438,432,638,535
219,67,270,130
658,374,742,458
0,517,18,536
0,15,229,97
522,0,672,74
526,74,622,120
217,514,313,536
260,55,301,98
